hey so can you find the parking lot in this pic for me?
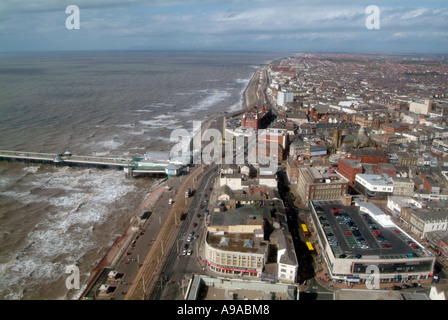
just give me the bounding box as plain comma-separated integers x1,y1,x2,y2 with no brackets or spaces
313,201,422,259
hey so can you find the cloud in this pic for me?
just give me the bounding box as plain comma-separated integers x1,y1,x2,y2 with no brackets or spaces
0,1,447,53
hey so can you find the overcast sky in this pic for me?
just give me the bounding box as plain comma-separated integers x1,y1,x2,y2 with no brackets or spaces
0,0,447,54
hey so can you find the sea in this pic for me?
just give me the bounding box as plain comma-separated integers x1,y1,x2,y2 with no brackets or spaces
0,50,284,300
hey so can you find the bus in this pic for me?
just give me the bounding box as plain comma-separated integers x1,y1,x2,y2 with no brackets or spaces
306,241,314,251
301,224,310,237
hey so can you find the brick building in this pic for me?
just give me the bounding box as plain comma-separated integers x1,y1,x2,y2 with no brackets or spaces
241,105,272,131
337,158,363,185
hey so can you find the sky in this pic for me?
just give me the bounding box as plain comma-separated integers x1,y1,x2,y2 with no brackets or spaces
0,0,447,54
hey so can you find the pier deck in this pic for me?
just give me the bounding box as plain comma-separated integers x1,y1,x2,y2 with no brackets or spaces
0,150,174,176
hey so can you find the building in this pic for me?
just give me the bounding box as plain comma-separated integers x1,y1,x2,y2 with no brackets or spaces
386,196,423,220
270,229,299,283
219,172,242,190
407,209,448,239
309,199,436,284
296,166,349,206
409,99,432,115
382,123,410,135
426,230,448,264
277,89,294,107
184,274,299,300
241,105,272,131
337,158,363,185
354,173,394,200
347,148,389,164
391,177,415,197
394,152,418,167
204,205,269,277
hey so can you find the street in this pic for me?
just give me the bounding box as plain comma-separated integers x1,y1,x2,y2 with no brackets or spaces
150,164,218,300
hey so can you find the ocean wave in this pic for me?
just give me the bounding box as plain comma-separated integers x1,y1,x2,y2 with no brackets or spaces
22,166,40,174
147,102,176,108
87,139,124,151
0,168,138,299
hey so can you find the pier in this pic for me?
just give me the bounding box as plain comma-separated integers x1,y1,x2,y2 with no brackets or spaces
0,150,182,178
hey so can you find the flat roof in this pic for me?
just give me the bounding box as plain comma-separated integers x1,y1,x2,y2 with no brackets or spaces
187,275,298,300
356,173,393,186
206,232,267,254
312,200,432,259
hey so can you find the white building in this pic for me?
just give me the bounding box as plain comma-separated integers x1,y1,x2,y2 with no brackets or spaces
270,229,298,284
387,196,423,219
355,173,394,198
409,210,448,239
219,173,242,190
277,89,294,107
409,98,432,115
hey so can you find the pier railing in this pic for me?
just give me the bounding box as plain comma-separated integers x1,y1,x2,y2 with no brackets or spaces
0,150,170,176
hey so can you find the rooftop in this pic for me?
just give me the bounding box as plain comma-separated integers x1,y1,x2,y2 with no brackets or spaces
206,232,268,254
186,275,298,300
312,199,433,259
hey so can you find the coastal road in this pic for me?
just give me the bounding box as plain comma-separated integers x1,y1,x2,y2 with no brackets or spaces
122,163,209,300
107,176,185,300
150,164,218,300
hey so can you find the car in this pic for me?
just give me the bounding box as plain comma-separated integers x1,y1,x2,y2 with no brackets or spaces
354,254,362,259
382,243,392,248
197,213,201,218
187,236,192,242
192,223,198,227
182,249,187,256
326,232,334,237
344,231,352,235
339,254,347,258
189,231,195,236
392,286,402,291
401,284,411,289
187,249,192,255
193,234,199,240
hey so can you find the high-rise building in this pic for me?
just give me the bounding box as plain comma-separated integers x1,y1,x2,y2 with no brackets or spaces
409,98,432,115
